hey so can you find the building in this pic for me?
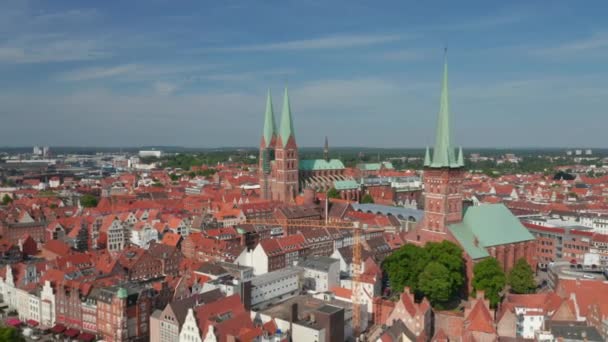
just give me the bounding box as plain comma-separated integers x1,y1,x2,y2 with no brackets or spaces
236,234,308,275
406,52,536,291
298,256,340,292
250,267,302,310
139,150,163,158
258,89,299,203
96,286,156,342
150,290,223,342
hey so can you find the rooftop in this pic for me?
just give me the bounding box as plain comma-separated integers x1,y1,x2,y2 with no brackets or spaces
300,159,345,171
251,267,302,287
298,256,339,272
449,204,535,259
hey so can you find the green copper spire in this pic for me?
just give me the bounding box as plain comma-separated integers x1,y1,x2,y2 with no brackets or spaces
430,49,460,168
424,146,431,166
457,146,464,166
279,87,295,147
262,90,276,146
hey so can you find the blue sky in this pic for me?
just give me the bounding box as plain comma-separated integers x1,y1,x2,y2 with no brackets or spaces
1,0,608,148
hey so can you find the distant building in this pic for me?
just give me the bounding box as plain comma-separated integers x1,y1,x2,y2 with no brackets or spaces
138,150,163,158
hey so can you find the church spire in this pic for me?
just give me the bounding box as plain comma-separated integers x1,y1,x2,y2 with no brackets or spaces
324,136,329,162
262,89,276,147
457,146,464,167
430,48,460,168
279,87,295,147
424,146,431,166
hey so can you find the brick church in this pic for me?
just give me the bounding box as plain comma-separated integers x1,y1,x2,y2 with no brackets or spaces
407,52,537,289
258,89,355,203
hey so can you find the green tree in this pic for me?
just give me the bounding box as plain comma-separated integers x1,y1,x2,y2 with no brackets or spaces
0,327,25,342
169,173,180,181
472,258,506,308
426,241,465,295
383,240,464,307
383,244,429,294
1,194,12,205
418,262,453,307
360,194,374,204
326,188,341,199
80,194,98,208
508,258,537,294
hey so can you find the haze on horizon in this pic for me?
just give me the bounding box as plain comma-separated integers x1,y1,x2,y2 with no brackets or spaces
1,0,607,148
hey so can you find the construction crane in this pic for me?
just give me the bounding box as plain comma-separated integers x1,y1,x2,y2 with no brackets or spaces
246,217,365,338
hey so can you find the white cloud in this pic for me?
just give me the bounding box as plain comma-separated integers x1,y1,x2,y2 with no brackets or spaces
531,32,608,57
211,33,404,52
58,64,137,81
153,81,178,95
378,49,425,61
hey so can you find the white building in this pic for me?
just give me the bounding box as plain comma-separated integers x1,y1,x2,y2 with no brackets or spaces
106,218,126,252
292,322,325,342
298,256,340,293
250,268,302,309
178,308,203,342
130,222,159,249
515,307,545,339
40,281,55,327
139,150,163,158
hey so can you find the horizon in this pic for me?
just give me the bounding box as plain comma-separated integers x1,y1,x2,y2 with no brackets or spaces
2,1,608,147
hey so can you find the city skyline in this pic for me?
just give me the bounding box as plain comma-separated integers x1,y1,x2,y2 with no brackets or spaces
2,1,608,147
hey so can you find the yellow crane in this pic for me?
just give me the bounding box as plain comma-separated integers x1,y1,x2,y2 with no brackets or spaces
246,217,365,337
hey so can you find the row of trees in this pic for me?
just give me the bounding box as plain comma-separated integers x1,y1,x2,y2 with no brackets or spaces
473,257,536,307
384,241,537,309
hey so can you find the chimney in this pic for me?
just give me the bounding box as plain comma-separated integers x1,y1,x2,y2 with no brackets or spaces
290,303,298,322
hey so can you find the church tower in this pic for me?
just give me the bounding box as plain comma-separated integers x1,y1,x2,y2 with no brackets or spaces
259,90,277,200
273,88,299,202
420,50,465,242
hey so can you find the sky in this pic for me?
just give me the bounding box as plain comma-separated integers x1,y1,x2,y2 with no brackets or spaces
1,0,608,148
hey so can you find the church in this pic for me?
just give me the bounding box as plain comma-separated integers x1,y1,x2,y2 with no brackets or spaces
408,52,537,289
258,89,354,203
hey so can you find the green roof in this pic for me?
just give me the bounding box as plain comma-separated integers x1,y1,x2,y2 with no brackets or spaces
429,50,463,169
117,287,128,299
358,162,394,171
333,180,359,190
300,159,345,171
448,204,535,260
262,90,276,146
279,88,295,147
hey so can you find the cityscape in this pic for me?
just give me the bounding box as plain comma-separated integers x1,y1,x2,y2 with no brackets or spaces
1,1,608,342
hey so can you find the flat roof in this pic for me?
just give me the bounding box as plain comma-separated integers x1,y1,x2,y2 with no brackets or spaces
251,267,302,286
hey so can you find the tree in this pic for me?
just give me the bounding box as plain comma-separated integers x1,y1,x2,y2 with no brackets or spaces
508,258,537,294
0,327,25,342
1,194,12,205
169,173,180,181
418,262,452,307
472,258,506,308
326,188,341,199
80,194,98,208
383,244,429,294
382,240,464,307
360,194,374,204
426,241,465,295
